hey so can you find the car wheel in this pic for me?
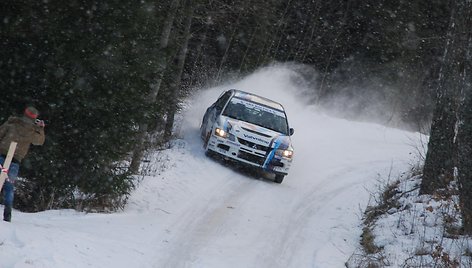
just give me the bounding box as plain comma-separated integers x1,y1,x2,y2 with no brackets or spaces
203,131,211,148
200,121,206,139
274,174,284,184
205,149,216,158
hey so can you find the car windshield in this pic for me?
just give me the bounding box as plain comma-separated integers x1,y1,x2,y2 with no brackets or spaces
222,97,289,135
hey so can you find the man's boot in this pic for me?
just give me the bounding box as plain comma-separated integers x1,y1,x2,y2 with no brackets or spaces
3,205,12,222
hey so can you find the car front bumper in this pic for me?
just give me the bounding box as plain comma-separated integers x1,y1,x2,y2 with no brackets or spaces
206,134,292,175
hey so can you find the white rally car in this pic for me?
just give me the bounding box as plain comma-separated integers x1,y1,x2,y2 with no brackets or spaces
200,89,294,183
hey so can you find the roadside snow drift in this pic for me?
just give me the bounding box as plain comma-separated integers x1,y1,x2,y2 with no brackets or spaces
0,65,423,268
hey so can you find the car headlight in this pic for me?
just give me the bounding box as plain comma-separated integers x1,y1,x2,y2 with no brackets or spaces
214,128,228,138
276,149,293,159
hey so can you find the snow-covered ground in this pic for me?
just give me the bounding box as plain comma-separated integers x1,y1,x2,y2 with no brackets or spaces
0,66,423,268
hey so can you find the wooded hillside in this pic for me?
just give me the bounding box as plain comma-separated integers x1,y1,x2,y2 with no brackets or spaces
0,0,460,212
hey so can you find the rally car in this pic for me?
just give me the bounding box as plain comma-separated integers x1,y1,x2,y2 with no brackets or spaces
200,89,294,183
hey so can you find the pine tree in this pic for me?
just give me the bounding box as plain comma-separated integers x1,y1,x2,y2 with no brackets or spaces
1,0,166,211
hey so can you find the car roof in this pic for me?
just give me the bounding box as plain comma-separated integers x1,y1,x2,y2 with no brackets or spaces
230,89,285,111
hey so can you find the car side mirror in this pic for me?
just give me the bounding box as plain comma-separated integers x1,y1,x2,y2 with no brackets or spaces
289,128,294,136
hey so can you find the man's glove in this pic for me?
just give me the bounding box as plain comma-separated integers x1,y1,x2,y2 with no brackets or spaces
35,119,46,127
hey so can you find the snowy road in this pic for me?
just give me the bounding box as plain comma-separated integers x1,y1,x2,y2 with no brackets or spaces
0,66,422,268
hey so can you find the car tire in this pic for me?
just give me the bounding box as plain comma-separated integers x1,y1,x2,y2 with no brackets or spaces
200,121,206,140
205,149,217,159
205,149,212,157
203,131,211,148
274,174,284,184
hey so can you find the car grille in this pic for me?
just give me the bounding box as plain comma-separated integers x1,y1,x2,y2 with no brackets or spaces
238,150,266,166
237,138,269,152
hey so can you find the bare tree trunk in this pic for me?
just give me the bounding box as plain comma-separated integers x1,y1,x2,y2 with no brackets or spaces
297,2,321,63
454,0,472,233
316,0,352,104
129,0,180,174
238,25,258,73
419,90,457,194
164,0,194,141
457,83,472,233
261,0,292,63
215,13,240,83
419,0,463,195
188,17,209,89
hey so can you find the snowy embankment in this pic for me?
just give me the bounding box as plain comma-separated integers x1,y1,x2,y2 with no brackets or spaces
0,65,423,268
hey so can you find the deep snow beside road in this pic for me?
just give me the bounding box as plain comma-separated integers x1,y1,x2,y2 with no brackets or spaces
0,65,423,268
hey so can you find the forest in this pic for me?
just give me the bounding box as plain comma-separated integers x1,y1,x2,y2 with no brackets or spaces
0,0,471,232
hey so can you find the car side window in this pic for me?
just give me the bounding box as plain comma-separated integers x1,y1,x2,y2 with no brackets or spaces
214,91,232,114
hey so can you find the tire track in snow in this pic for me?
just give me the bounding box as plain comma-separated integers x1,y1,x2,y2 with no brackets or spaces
154,169,259,268
254,159,411,268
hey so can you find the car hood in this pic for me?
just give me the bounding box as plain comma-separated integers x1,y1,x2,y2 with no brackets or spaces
218,116,293,151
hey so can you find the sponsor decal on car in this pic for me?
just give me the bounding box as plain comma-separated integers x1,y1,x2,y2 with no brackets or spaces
242,134,270,145
231,97,286,118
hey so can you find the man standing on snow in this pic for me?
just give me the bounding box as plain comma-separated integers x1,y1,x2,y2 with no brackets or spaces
0,106,45,222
